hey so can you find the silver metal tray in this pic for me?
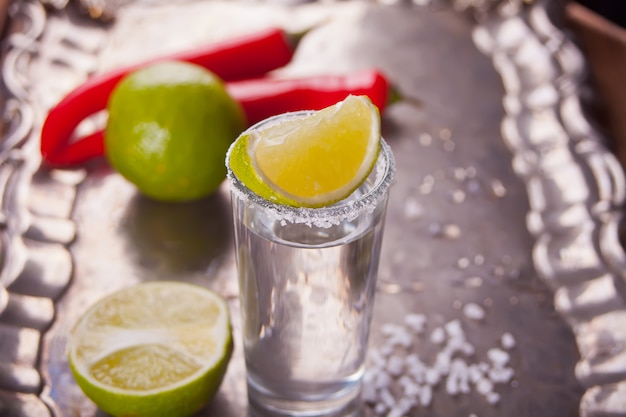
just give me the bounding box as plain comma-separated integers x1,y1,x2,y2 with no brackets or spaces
1,0,625,416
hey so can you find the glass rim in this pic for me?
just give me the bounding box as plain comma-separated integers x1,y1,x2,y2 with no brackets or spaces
225,111,396,227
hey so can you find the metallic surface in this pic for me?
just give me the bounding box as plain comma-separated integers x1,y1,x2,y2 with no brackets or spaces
0,0,624,416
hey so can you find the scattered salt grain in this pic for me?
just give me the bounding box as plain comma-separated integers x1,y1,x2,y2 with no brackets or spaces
434,351,452,374
380,343,395,357
381,323,405,337
487,348,510,367
445,372,460,395
366,310,517,416
452,189,466,203
442,223,462,239
380,388,396,408
501,332,516,349
370,349,386,367
404,313,427,334
419,132,433,146
476,377,494,395
488,366,515,384
362,380,378,403
387,329,413,349
457,257,471,269
461,341,476,356
420,177,434,194
486,391,501,405
419,384,433,406
444,319,464,338
463,276,484,288
374,402,387,414
387,355,405,377
389,397,416,417
375,370,392,390
490,179,507,198
453,167,467,181
404,197,423,220
468,364,484,383
400,376,420,397
430,327,446,344
463,303,486,321
424,367,441,386
439,128,452,140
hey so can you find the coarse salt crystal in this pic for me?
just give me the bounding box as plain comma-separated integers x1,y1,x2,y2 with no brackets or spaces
401,378,420,397
380,343,395,357
419,384,433,406
387,355,405,377
407,361,426,384
386,406,404,417
450,359,470,394
444,339,462,356
434,351,452,374
362,381,378,403
462,303,486,321
461,341,476,356
488,366,515,384
370,348,386,367
457,257,471,269
445,373,460,395
375,370,392,390
419,132,433,146
475,377,494,395
430,327,446,344
399,397,417,412
388,397,416,417
444,319,464,338
486,391,501,404
487,348,510,367
404,313,427,333
424,367,441,386
468,364,484,383
501,332,516,349
405,353,422,367
381,323,405,337
452,189,466,203
403,197,424,220
388,330,413,348
379,388,396,408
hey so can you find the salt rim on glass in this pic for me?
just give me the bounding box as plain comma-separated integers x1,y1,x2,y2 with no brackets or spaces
225,111,396,228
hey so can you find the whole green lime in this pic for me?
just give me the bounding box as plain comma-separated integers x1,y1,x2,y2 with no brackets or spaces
105,60,246,202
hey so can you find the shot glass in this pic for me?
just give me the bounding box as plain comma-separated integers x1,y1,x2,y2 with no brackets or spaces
226,112,395,416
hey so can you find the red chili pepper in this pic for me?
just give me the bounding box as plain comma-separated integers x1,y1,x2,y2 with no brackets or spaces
40,27,299,164
43,69,398,166
227,69,395,125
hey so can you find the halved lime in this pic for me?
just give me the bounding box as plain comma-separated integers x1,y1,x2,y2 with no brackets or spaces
67,281,233,417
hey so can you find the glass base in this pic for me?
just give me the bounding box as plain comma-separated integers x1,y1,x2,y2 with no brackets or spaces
247,378,363,417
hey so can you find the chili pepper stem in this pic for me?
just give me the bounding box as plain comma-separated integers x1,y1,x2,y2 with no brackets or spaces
285,20,327,49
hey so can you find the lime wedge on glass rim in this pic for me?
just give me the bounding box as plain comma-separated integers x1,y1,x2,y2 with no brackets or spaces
67,281,233,417
228,94,381,208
